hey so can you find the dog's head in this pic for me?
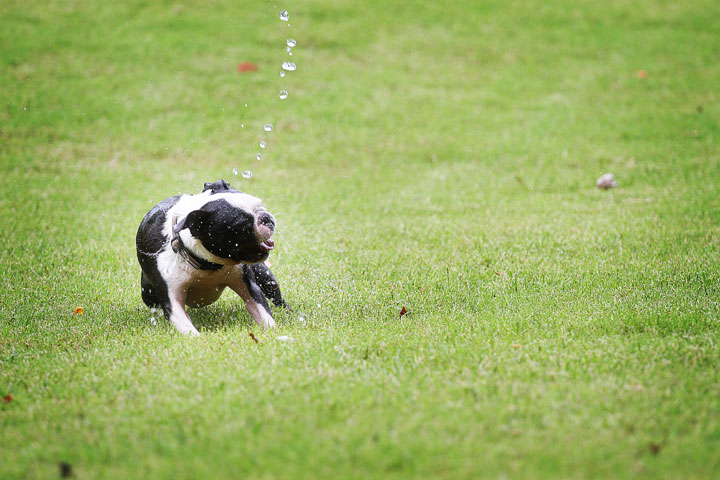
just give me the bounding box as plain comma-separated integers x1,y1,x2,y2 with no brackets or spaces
173,180,276,264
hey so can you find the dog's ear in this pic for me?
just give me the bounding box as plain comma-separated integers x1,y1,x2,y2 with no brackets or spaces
173,209,211,234
203,179,241,194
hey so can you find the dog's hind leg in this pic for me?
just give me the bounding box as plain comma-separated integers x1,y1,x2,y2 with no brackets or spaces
141,272,159,307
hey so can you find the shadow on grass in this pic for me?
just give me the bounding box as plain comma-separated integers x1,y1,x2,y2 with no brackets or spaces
189,304,254,332
129,303,297,333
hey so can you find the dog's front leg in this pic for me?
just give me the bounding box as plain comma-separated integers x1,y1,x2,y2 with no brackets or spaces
157,281,199,336
229,265,276,329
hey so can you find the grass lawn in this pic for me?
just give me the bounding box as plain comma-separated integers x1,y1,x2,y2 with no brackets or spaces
1,0,719,478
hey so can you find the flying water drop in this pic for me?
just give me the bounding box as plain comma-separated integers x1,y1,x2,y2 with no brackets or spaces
232,168,238,175
279,10,289,21
242,170,252,179
256,153,262,161
260,141,266,149
286,38,296,48
281,62,296,71
279,90,288,99
264,124,274,132
280,70,286,78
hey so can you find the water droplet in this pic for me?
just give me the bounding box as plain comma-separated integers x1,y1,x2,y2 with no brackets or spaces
260,141,266,149
289,52,293,56
279,10,289,21
242,170,252,178
281,62,296,71
279,90,288,99
244,103,248,107
232,168,238,175
286,38,297,48
264,124,274,132
280,70,286,78
256,153,262,161
241,123,244,128
286,46,292,53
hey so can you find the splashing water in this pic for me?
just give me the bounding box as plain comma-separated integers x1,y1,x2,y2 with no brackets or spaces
279,90,288,99
264,124,274,132
232,168,238,175
256,153,262,161
260,141,267,149
242,170,252,179
279,10,289,21
281,62,296,71
280,70,286,78
286,38,296,48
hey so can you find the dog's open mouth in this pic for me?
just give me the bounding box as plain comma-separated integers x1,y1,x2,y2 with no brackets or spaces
259,239,274,252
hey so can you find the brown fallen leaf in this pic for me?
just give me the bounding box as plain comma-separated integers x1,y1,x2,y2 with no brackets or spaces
511,344,523,349
59,462,73,478
72,307,84,315
2,394,12,403
637,69,647,79
238,62,258,72
648,442,663,455
399,307,407,317
249,332,259,344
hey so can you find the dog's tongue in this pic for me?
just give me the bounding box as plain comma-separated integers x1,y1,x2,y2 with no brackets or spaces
260,239,274,252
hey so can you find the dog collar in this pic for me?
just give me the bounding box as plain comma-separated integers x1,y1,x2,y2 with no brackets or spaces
171,215,224,271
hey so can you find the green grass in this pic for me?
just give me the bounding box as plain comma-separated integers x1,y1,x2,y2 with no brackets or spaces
2,0,720,478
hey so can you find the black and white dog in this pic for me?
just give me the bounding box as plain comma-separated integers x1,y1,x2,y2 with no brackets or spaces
136,179,288,335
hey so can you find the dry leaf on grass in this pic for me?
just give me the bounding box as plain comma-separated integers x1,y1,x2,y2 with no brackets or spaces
238,62,258,72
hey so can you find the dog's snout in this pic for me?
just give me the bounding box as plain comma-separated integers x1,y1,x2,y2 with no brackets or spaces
259,212,275,230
